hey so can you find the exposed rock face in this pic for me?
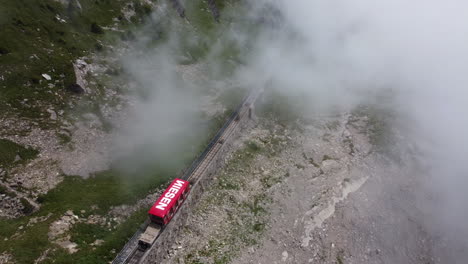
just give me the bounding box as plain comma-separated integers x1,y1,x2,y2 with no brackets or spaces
47,108,57,120
72,58,91,93
0,253,13,264
0,195,24,219
0,182,39,218
207,0,220,22
321,159,341,174
48,210,80,253
66,83,85,94
170,0,185,18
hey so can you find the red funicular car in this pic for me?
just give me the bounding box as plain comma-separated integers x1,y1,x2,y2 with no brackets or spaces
148,178,190,225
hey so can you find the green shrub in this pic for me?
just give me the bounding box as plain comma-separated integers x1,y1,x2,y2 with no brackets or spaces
90,22,104,34
0,139,39,168
20,198,35,215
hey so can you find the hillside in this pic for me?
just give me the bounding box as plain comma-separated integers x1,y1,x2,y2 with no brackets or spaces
0,0,242,262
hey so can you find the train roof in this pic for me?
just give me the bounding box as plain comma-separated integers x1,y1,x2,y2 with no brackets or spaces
148,178,189,218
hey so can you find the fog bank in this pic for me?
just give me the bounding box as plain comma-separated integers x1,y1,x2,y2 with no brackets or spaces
241,0,468,260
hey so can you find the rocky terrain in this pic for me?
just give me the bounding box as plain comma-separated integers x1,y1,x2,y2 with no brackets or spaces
158,108,445,264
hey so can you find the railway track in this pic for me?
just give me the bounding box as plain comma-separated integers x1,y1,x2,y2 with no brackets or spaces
127,250,145,264
113,88,262,264
183,89,259,183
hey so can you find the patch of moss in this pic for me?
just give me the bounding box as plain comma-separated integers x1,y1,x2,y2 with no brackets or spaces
69,222,108,248
336,249,345,264
242,194,267,216
0,139,39,168
246,141,261,152
90,22,104,34
260,175,281,188
20,198,35,215
253,222,265,232
257,89,307,127
352,105,398,158
56,132,72,145
216,87,248,112
0,185,16,197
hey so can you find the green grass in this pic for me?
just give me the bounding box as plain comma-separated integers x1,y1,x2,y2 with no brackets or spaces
56,132,72,145
257,89,309,127
19,197,35,215
171,0,255,73
0,169,171,263
351,105,397,157
0,0,152,121
38,172,146,215
216,86,248,112
0,185,16,197
0,138,39,168
336,249,345,264
246,141,261,152
70,222,108,247
46,209,148,263
13,223,52,263
242,194,267,216
11,208,149,264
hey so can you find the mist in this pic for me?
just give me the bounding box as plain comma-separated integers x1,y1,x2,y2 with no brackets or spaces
110,3,252,176
113,0,468,260
239,0,468,260
110,8,207,174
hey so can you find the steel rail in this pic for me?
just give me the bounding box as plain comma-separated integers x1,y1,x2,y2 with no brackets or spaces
180,93,252,181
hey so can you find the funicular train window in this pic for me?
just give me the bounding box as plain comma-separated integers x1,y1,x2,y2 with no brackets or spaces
155,216,164,224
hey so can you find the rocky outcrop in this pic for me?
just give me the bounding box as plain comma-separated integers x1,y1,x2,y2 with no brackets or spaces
0,183,39,218
170,0,185,18
207,0,220,22
66,83,85,94
72,58,90,94
48,210,80,253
